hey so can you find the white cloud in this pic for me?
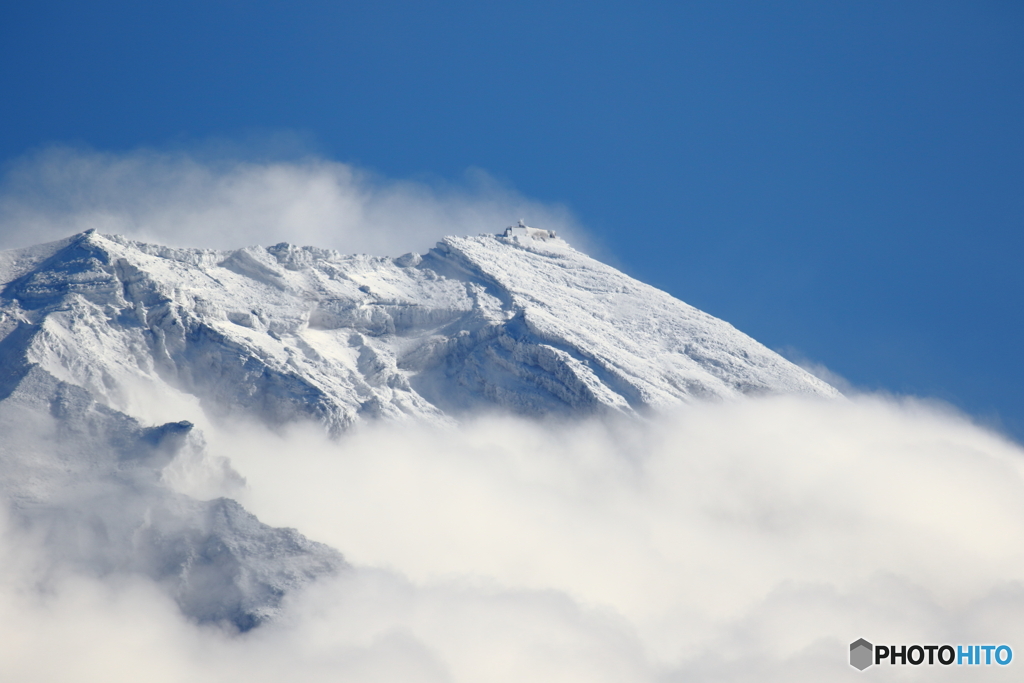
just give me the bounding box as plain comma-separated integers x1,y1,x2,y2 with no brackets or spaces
213,397,1024,679
5,395,1023,681
0,146,589,256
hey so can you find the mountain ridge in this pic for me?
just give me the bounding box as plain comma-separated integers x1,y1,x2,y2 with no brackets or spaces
0,229,837,430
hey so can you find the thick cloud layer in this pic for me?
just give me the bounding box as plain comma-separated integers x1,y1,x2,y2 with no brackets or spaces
3,395,1024,681
0,146,588,256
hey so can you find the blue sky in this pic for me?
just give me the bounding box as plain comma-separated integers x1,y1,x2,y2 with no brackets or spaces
2,1,1023,437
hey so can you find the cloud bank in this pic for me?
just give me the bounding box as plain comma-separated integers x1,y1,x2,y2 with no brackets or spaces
3,397,1024,681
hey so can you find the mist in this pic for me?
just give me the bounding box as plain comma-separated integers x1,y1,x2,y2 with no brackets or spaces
0,145,589,256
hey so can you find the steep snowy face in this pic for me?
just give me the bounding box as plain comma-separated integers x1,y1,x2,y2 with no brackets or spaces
0,229,836,436
418,234,838,412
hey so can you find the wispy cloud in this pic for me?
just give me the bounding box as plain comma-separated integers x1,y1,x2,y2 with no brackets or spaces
777,346,858,395
0,146,588,256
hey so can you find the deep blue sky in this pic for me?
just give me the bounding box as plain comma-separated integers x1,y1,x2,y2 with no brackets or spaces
2,1,1023,437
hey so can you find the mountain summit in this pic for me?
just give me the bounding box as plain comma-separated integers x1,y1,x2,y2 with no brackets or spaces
0,227,837,628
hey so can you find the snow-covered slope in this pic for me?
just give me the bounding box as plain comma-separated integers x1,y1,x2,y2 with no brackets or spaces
0,227,837,628
0,229,836,430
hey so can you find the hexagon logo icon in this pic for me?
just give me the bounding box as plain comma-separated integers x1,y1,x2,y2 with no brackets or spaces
850,639,873,670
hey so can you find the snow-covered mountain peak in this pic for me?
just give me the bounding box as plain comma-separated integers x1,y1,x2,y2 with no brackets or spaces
0,227,836,629
2,228,837,430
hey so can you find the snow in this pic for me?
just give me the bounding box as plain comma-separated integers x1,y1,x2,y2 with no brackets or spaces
0,229,835,433
0,228,838,629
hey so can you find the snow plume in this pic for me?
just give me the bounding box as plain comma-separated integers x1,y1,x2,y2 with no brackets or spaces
4,395,1024,681
0,146,586,255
